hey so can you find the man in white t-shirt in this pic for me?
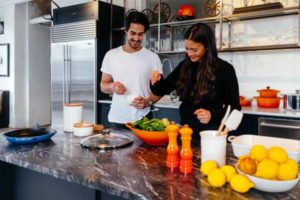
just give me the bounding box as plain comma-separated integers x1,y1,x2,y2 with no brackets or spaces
100,11,162,128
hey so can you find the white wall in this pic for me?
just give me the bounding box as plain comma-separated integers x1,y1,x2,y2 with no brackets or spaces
27,2,51,126
0,4,15,127
0,1,51,128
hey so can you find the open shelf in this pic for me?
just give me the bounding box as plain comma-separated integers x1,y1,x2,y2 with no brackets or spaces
219,44,300,52
224,6,300,21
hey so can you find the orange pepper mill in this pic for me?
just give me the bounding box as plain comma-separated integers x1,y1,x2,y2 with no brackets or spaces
166,122,180,170
179,124,193,174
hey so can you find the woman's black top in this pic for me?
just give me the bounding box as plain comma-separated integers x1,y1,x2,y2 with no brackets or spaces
151,58,240,139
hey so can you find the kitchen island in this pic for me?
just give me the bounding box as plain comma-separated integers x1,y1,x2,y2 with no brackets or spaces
0,129,299,200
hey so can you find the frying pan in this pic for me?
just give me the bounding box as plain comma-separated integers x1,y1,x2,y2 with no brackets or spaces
4,126,56,145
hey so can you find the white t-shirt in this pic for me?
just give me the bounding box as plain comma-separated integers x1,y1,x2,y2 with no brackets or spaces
101,46,162,123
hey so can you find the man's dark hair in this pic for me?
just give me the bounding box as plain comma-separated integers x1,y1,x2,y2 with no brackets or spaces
125,11,150,32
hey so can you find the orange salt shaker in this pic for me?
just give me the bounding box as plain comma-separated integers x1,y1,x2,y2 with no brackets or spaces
166,122,180,169
179,124,193,174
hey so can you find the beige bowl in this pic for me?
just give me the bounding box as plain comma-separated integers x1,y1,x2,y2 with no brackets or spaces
73,122,94,137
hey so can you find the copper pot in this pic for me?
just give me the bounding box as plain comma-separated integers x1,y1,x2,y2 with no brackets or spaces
256,97,281,108
239,96,252,107
257,86,280,98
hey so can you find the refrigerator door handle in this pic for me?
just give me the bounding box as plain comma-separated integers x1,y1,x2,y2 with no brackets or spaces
68,45,72,102
63,45,67,103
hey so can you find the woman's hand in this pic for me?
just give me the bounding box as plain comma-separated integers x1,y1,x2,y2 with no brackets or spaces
194,108,211,124
111,81,126,94
151,70,161,85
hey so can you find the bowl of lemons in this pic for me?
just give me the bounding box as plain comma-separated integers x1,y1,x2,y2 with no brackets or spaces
236,145,300,193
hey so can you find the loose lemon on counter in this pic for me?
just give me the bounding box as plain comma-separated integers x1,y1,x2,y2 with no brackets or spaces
220,165,237,182
230,174,254,193
267,146,288,164
207,168,227,187
237,156,257,175
200,160,218,176
250,145,267,162
277,162,298,181
255,159,278,180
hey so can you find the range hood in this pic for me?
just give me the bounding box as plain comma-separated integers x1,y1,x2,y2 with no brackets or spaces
29,14,51,25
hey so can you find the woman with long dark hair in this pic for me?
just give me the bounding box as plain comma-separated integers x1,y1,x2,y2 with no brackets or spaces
150,23,240,140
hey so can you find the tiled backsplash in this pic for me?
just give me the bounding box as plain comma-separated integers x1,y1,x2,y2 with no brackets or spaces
220,49,300,98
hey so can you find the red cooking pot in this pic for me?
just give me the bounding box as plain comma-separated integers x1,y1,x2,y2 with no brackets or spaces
177,4,195,17
240,96,252,107
257,86,280,98
256,97,281,108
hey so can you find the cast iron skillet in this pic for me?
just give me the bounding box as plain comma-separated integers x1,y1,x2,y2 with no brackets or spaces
4,126,57,145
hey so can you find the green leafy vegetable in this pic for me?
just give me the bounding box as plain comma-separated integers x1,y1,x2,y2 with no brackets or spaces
133,117,170,131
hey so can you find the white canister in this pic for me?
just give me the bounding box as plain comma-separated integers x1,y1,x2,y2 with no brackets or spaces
200,130,227,167
63,103,83,132
73,122,94,137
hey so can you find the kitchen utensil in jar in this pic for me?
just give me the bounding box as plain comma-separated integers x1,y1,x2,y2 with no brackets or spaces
257,86,280,98
223,109,243,136
63,103,83,132
217,105,231,136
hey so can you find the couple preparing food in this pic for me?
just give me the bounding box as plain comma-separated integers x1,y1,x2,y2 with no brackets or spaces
100,11,240,141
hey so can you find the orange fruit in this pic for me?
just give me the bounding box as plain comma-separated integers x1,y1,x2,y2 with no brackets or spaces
237,156,257,175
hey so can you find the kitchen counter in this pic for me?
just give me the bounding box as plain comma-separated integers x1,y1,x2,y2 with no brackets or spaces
0,129,299,200
99,97,300,119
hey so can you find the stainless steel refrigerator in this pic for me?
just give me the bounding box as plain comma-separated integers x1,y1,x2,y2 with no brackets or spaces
51,20,97,129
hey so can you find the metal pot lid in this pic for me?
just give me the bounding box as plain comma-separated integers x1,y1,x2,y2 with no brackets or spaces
80,129,134,151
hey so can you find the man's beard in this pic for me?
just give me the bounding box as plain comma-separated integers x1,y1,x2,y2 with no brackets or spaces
128,39,141,49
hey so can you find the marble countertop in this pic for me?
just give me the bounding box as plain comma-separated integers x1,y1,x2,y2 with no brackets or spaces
99,97,300,118
0,129,300,200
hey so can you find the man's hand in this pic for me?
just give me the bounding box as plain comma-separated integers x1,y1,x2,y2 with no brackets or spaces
194,108,211,124
131,97,152,109
112,82,126,95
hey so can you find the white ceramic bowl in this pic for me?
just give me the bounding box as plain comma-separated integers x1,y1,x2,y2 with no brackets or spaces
229,134,300,162
236,165,300,193
73,122,94,137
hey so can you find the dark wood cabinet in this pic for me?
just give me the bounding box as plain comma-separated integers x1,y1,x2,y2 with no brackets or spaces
235,114,259,136
97,103,111,128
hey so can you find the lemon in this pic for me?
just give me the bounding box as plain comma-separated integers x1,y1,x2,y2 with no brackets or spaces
286,158,299,173
267,146,288,164
220,165,237,182
277,162,298,180
200,160,218,176
230,174,254,193
207,168,226,187
256,159,278,179
250,145,267,162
